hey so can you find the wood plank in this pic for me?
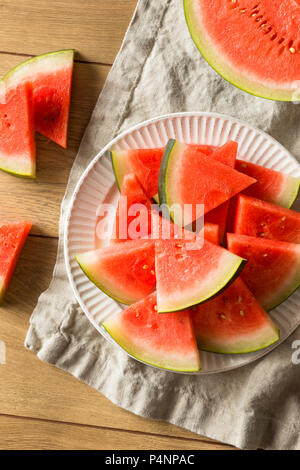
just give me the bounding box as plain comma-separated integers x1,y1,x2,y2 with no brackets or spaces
0,54,110,237
0,0,137,65
0,415,232,450
0,235,234,448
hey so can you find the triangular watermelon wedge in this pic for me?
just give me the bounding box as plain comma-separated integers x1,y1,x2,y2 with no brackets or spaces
234,194,300,244
155,238,246,312
192,278,279,354
235,159,300,209
3,50,74,149
103,292,201,372
0,83,35,178
111,173,151,243
76,240,156,305
205,141,238,242
227,233,300,311
158,139,256,226
0,221,32,302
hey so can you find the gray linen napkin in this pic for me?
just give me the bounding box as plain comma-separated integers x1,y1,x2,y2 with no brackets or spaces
25,0,300,450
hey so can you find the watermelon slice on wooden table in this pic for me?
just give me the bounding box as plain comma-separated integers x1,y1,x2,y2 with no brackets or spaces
155,238,246,312
3,50,74,148
102,293,201,372
227,233,300,311
234,195,300,244
76,240,156,305
111,173,151,243
192,278,279,354
235,159,300,208
184,0,300,101
0,221,32,302
0,83,35,178
205,141,238,242
158,139,256,226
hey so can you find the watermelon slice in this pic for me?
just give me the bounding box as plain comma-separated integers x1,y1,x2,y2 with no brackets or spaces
235,159,300,208
184,0,300,101
201,222,219,245
3,50,74,148
111,148,164,200
0,83,35,178
103,293,201,372
111,173,151,243
111,145,213,202
227,233,300,311
0,221,32,302
158,139,256,226
192,278,279,354
234,195,300,244
155,238,245,312
76,240,156,305
206,141,238,242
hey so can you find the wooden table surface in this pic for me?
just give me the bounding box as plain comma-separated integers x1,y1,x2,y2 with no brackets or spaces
0,0,235,450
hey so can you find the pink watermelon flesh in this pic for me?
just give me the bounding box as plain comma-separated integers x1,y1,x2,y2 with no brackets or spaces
76,240,156,305
155,238,245,312
234,195,300,244
3,50,74,149
227,233,300,311
235,159,300,208
0,83,35,178
206,141,238,242
192,278,279,354
201,222,219,245
159,139,256,226
0,221,32,302
184,0,300,101
102,292,201,372
111,173,151,243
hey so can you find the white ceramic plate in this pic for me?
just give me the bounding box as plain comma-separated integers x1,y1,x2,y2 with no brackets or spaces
64,112,300,374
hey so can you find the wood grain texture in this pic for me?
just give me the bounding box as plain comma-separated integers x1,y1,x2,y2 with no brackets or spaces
0,415,233,450
0,0,137,65
0,236,234,449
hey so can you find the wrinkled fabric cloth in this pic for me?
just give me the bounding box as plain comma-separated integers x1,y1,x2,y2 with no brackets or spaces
25,0,300,450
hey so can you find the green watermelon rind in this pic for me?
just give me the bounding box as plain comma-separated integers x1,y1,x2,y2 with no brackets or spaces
75,254,139,306
102,321,201,372
158,255,247,313
0,160,35,179
158,138,179,224
284,179,300,209
196,325,280,355
2,49,74,89
183,0,296,102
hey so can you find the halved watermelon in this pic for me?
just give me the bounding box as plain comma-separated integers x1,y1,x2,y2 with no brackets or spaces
0,221,32,302
76,240,156,305
158,139,256,226
155,238,245,312
227,233,300,311
235,159,300,208
102,293,201,372
3,50,74,148
192,278,279,354
184,0,300,101
206,141,238,242
0,83,35,178
234,195,300,244
111,173,151,243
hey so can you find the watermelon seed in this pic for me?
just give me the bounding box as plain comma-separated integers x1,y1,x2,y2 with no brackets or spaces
136,313,140,318
260,222,265,227
240,310,244,316
175,243,183,248
142,264,148,270
238,296,242,303
150,270,155,275
258,232,265,237
241,163,247,168
281,216,286,221
290,48,296,54
263,253,268,257
239,9,246,13
153,305,158,311
219,314,227,320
